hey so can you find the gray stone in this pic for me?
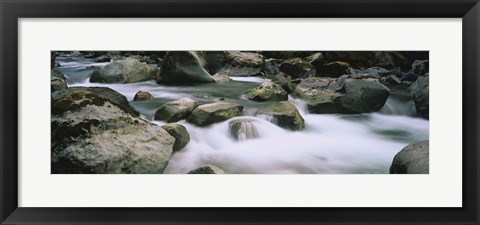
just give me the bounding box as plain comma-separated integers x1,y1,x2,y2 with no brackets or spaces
154,98,199,122
244,81,288,102
390,141,429,174
162,123,190,151
279,58,316,79
258,101,304,131
409,76,429,119
90,57,158,84
133,91,153,101
188,165,225,174
156,51,215,83
187,102,243,127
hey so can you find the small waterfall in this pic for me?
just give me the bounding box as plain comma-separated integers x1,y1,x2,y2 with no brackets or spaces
229,119,259,141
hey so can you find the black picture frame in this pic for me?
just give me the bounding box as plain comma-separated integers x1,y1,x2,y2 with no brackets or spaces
1,0,479,224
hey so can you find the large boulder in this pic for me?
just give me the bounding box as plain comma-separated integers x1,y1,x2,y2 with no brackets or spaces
272,73,295,93
244,81,288,102
294,76,390,114
156,51,215,83
51,87,139,117
409,76,429,119
51,70,67,92
229,119,259,141
258,101,304,131
187,102,243,127
390,141,429,174
154,98,199,122
263,58,283,75
188,165,225,174
51,87,174,174
162,123,190,151
279,58,316,79
207,51,265,77
90,57,158,84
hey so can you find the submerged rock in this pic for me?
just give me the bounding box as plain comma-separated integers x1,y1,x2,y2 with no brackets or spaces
390,141,429,174
154,98,199,122
162,123,190,151
133,91,153,101
229,119,259,141
187,102,243,127
188,165,225,174
51,87,174,174
51,70,67,92
258,101,304,131
279,58,316,79
244,81,288,102
90,57,158,84
156,51,215,83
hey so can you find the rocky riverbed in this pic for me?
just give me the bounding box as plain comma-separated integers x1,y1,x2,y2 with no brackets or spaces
51,51,429,174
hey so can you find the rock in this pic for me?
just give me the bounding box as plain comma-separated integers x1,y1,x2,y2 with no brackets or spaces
92,55,111,63
305,52,325,64
293,77,390,114
211,51,265,77
412,60,429,75
51,88,174,174
162,123,190,151
51,70,68,92
154,98,199,122
51,52,58,68
229,119,259,141
188,165,225,174
212,72,232,83
355,67,390,77
129,55,157,64
279,58,316,79
51,87,139,117
316,61,353,78
272,73,295,93
390,141,429,174
409,76,429,119
263,58,283,75
259,51,314,59
156,51,215,83
386,75,402,85
244,81,288,102
258,101,304,130
90,57,158,83
334,78,390,113
133,91,153,101
187,102,243,127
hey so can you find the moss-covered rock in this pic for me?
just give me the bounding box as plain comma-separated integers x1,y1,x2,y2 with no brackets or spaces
51,70,67,92
162,123,190,151
258,101,304,131
154,98,199,122
244,81,288,102
187,102,243,127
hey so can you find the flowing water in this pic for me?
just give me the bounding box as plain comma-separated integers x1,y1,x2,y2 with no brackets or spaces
56,56,429,174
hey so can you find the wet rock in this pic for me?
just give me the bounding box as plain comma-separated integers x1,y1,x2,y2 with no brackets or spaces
133,91,153,101
212,72,232,83
51,70,67,92
412,60,429,75
279,58,316,79
207,51,265,77
188,165,225,174
272,73,295,93
162,123,190,151
390,141,429,174
263,58,283,75
156,51,215,83
386,75,402,85
51,88,174,174
91,55,111,63
244,81,288,102
258,101,304,131
90,57,158,83
187,102,243,127
229,119,259,141
154,98,199,122
409,76,429,119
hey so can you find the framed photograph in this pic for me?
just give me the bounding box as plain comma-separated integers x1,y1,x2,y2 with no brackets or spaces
1,0,479,224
